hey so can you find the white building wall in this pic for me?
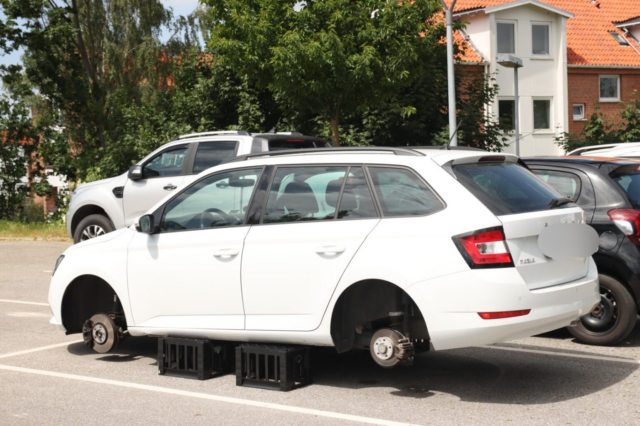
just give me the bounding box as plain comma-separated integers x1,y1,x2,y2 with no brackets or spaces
461,4,569,156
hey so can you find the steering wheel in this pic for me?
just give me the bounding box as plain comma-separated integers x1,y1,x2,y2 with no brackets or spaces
204,207,236,225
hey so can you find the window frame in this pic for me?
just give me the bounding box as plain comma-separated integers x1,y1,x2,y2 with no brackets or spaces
496,21,517,55
599,75,621,102
364,164,447,218
152,165,266,234
573,104,585,121
533,97,553,131
140,143,191,180
257,164,382,226
531,22,551,57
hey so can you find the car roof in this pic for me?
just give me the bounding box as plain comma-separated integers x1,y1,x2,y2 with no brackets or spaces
524,155,640,166
568,142,640,156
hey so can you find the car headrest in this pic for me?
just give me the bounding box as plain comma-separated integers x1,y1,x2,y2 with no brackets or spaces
275,180,319,216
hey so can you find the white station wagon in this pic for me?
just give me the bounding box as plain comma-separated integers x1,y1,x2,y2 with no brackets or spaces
49,147,600,368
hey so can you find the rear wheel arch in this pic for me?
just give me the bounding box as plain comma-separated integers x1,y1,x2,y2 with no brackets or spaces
329,279,429,353
592,254,638,301
61,275,127,334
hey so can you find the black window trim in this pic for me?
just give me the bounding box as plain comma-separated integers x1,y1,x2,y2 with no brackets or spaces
255,163,383,226
365,164,447,219
139,143,191,180
150,165,267,235
187,140,241,175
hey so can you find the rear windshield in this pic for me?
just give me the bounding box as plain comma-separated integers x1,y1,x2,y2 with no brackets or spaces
268,139,331,151
610,165,640,208
452,162,570,216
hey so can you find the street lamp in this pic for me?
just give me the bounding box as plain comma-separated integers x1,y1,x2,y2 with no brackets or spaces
440,0,458,146
497,54,523,156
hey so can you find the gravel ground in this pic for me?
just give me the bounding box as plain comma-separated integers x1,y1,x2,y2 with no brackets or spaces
1,241,640,426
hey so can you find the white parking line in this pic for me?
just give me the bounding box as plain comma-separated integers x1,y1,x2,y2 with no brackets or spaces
0,299,49,307
0,364,421,426
479,344,640,364
0,340,83,360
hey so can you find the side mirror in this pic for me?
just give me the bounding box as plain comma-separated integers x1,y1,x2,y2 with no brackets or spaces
128,165,143,181
136,214,156,234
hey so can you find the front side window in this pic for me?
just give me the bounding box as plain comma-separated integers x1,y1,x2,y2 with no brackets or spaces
498,99,516,130
497,22,516,54
532,24,550,55
533,170,582,201
192,141,238,174
368,167,444,217
143,145,188,179
263,166,348,223
600,76,620,102
160,168,262,232
533,99,551,130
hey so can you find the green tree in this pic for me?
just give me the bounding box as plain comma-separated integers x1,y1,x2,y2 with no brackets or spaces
204,0,444,146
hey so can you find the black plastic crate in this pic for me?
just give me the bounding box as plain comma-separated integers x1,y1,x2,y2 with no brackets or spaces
158,337,230,380
236,344,311,391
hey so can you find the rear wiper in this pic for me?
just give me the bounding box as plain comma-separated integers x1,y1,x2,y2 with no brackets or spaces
548,197,574,209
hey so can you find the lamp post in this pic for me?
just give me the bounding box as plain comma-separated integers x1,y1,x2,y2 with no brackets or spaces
497,54,523,156
440,0,458,146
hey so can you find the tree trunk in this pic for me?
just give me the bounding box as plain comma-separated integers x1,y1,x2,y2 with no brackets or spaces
330,116,340,147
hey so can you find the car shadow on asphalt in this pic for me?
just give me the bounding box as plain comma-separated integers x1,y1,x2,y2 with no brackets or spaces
536,319,640,348
65,336,638,405
308,346,638,405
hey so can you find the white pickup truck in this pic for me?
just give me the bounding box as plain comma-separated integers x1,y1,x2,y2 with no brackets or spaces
66,131,331,243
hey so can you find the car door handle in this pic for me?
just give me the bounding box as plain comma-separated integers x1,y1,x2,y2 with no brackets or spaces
316,245,346,255
213,248,240,258
163,184,177,191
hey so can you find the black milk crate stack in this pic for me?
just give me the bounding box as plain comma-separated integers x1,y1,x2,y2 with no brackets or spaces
158,337,230,380
236,344,311,391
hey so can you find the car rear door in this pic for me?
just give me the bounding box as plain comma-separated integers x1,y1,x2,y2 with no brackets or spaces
240,165,381,331
452,157,591,290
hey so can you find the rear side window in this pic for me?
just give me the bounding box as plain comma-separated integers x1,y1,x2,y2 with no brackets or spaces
453,162,568,216
192,141,238,174
268,139,331,151
610,165,640,208
533,170,582,201
263,166,348,223
328,167,379,220
368,167,444,217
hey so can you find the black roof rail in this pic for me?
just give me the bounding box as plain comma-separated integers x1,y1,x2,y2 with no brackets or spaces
225,147,426,163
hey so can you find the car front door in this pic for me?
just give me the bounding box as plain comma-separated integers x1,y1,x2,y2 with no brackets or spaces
241,165,381,331
127,167,263,330
122,144,189,226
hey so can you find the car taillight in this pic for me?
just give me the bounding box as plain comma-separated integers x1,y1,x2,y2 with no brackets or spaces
608,209,640,245
478,310,531,320
453,227,514,269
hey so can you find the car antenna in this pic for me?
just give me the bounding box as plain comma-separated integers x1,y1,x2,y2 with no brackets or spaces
445,120,463,150
268,117,281,134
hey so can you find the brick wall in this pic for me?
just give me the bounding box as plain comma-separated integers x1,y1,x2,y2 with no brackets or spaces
568,67,640,135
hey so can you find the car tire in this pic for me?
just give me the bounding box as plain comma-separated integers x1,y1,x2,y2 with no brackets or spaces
73,214,115,244
568,274,637,346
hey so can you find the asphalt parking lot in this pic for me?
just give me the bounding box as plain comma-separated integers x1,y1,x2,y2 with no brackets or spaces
2,241,640,425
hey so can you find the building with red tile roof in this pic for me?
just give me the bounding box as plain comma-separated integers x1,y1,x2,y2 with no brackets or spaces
448,0,640,154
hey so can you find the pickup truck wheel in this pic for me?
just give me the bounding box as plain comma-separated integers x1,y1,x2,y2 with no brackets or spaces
568,274,637,346
82,313,120,354
74,214,114,244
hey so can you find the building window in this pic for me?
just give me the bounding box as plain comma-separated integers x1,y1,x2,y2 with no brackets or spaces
600,75,620,102
532,24,550,55
498,99,516,130
533,99,552,130
497,22,516,54
573,104,585,121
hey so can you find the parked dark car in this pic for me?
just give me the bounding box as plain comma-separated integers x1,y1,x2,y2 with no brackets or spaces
524,156,640,345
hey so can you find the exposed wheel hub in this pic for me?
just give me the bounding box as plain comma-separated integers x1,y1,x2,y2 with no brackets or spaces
82,313,120,354
369,329,415,368
373,336,394,361
92,323,108,345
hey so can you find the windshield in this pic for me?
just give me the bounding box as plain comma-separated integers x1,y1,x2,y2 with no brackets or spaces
610,165,640,208
452,162,572,216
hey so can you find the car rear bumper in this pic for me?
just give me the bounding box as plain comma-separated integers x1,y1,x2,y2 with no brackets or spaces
408,257,600,351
